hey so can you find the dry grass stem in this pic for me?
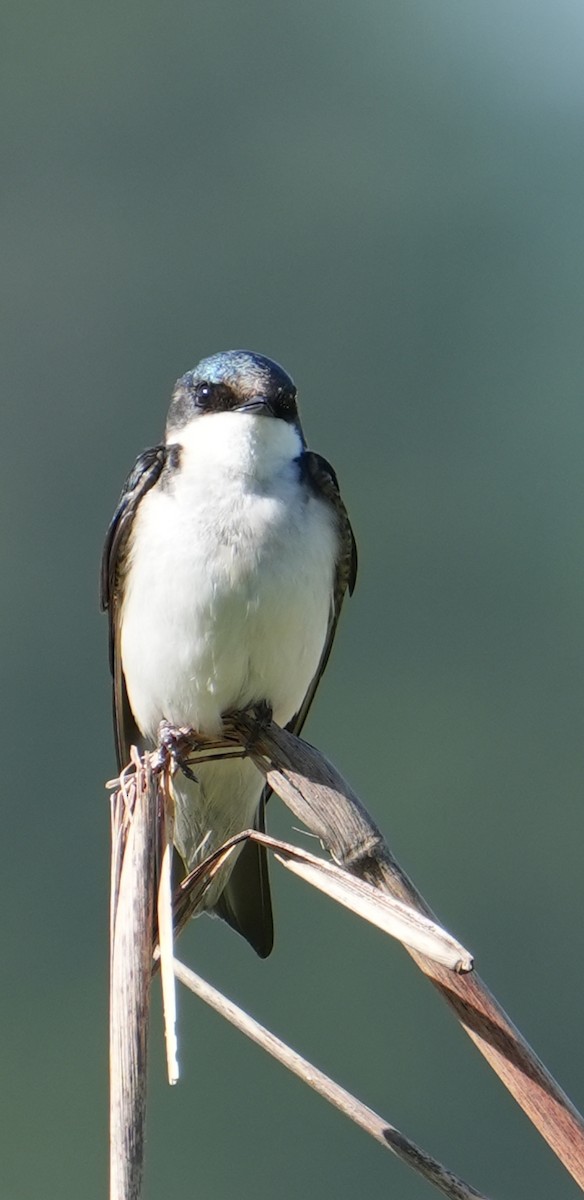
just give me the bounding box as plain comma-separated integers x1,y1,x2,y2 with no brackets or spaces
174,828,473,970
173,957,490,1200
109,756,156,1200
110,713,584,1197
222,711,584,1190
156,770,179,1085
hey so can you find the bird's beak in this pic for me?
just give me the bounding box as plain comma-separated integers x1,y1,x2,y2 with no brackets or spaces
238,395,273,415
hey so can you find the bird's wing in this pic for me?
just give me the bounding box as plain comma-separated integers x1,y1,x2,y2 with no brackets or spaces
101,444,168,769
287,450,357,738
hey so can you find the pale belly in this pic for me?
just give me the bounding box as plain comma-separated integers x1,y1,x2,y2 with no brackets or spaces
120,468,337,880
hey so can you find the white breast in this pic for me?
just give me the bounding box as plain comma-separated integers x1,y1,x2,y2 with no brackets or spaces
120,411,338,743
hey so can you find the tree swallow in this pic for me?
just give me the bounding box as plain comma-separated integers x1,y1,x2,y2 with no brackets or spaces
101,350,357,957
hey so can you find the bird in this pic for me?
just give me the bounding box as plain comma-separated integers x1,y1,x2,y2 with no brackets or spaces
101,350,356,957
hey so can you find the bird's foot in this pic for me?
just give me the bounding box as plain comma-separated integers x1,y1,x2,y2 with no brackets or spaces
154,722,200,782
241,700,273,752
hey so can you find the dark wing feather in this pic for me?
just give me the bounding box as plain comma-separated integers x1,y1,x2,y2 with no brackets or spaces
287,450,357,738
101,445,168,769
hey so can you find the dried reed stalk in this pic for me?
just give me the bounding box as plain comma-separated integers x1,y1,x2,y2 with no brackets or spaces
110,757,156,1200
109,713,584,1199
222,711,584,1189
174,957,490,1200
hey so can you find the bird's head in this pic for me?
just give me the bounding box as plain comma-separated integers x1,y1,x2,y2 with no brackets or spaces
166,350,300,438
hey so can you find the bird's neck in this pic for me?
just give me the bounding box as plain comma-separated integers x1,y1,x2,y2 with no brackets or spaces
168,411,304,485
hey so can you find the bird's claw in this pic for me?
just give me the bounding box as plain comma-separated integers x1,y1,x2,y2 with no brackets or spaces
154,721,199,782
242,700,273,752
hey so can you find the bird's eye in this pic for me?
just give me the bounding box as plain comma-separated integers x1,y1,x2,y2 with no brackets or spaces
193,380,234,412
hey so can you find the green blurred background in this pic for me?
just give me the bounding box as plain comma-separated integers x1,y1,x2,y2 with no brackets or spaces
2,1,584,1196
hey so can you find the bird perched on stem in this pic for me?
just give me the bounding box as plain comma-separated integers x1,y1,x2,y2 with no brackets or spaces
101,350,356,957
